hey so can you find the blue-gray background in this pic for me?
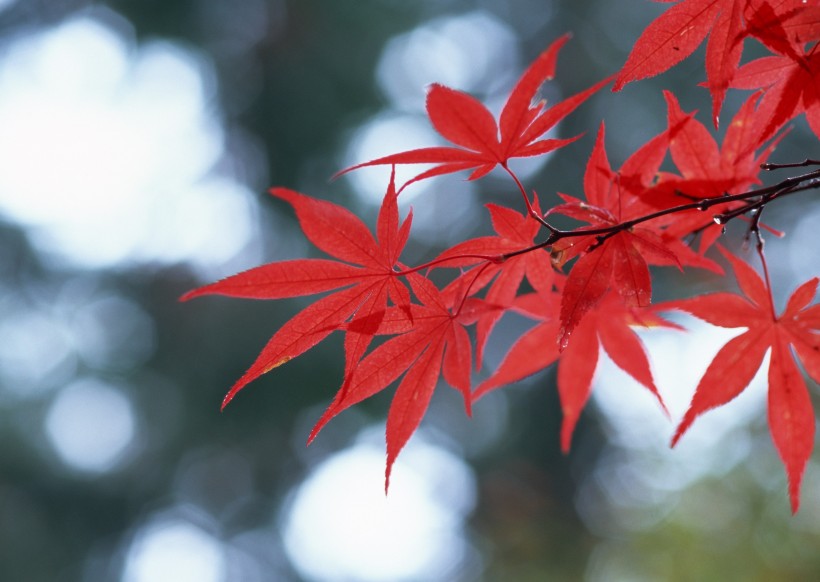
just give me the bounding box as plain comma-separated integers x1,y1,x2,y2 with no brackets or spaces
1,1,819,580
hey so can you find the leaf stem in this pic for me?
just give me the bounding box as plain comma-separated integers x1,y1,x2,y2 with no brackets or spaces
396,253,506,276
756,241,777,321
502,163,555,231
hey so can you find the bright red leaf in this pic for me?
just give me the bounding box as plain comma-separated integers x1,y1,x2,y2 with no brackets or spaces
184,3,820,510
550,123,713,347
664,248,820,513
613,0,819,125
647,90,781,251
472,291,562,402
431,196,554,363
307,273,494,491
745,0,820,59
337,35,611,190
182,171,412,409
613,0,749,125
475,292,673,451
731,42,820,142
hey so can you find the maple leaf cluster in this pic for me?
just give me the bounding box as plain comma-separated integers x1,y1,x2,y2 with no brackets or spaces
185,2,820,511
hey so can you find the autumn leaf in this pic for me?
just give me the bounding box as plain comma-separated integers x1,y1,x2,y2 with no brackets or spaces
550,123,714,347
663,247,820,513
744,0,820,60
181,170,412,409
431,196,554,364
181,0,820,510
307,273,493,491
613,0,748,126
730,42,820,142
647,90,781,251
337,35,611,190
475,292,673,452
612,0,820,126
472,290,562,403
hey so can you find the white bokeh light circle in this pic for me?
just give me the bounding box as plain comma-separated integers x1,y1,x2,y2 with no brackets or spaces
122,515,226,582
282,435,475,581
376,11,519,111
44,378,136,473
0,14,256,271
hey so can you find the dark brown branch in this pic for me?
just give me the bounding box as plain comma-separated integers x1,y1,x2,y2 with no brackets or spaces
498,165,820,262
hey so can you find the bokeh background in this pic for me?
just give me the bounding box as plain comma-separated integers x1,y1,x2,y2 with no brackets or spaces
1,0,819,580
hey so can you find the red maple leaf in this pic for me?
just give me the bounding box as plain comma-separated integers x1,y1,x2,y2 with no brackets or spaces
745,0,820,60
664,90,769,196
337,35,610,190
431,197,554,363
307,273,493,491
181,171,412,409
730,42,820,142
549,123,714,347
475,291,673,451
647,90,781,251
664,247,820,512
613,0,751,126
